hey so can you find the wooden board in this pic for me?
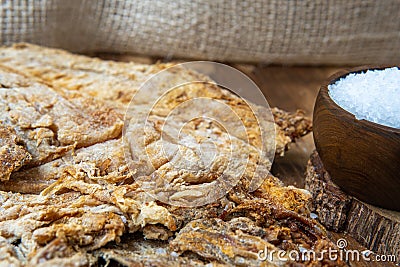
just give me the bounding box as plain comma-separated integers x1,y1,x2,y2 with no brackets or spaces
305,151,399,266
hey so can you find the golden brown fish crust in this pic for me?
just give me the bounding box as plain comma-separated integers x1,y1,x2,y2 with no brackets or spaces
0,44,324,267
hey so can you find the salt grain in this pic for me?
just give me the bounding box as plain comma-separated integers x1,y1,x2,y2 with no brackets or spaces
328,67,400,129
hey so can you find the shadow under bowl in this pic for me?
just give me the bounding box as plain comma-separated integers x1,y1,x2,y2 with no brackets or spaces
313,66,400,211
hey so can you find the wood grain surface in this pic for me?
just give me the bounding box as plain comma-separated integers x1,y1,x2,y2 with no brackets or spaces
305,151,399,266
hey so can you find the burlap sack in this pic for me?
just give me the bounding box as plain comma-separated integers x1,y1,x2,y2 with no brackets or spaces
0,0,399,65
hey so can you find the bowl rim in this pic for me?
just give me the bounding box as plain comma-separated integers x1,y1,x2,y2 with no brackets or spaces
321,65,400,134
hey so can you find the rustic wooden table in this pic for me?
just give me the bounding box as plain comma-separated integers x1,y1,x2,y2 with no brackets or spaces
96,53,395,266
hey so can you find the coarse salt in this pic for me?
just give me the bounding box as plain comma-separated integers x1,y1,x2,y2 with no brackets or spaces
328,67,400,129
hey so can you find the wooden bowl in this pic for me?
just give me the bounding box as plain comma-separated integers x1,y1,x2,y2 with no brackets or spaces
313,66,400,211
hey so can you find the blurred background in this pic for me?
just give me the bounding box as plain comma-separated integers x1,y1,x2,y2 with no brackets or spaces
1,0,399,65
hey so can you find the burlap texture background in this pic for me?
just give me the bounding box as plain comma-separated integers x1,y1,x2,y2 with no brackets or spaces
0,0,399,65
